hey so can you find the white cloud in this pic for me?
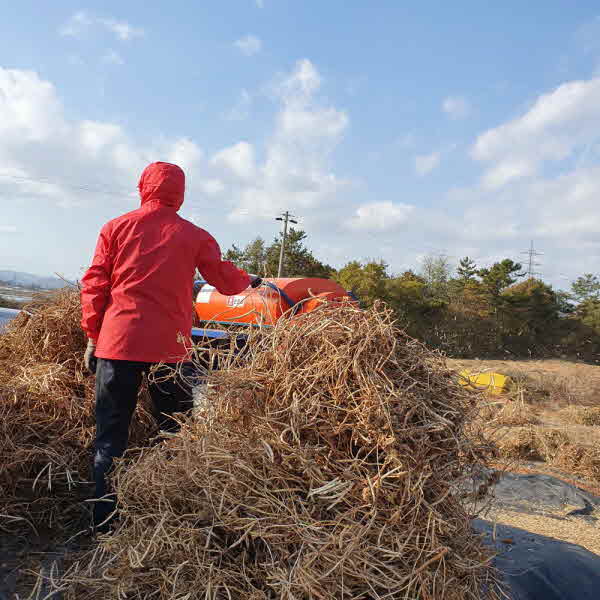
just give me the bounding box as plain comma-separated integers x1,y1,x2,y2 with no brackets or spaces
223,89,252,121
100,19,144,41
0,59,347,227
207,72,600,285
165,138,204,173
437,75,600,279
2,62,600,288
414,151,440,176
256,0,265,7
234,35,262,56
524,166,600,238
222,59,349,220
438,163,600,284
345,202,414,231
79,121,124,155
211,142,256,180
275,58,321,101
0,68,66,141
442,95,470,119
102,50,125,65
0,226,18,234
472,77,600,189
0,66,202,210
59,11,93,37
59,11,144,41
199,179,225,196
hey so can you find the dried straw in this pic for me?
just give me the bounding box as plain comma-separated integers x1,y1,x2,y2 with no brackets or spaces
570,406,600,426
0,288,156,533
494,424,600,484
55,302,500,599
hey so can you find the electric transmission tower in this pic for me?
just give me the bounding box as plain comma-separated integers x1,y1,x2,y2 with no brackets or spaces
521,240,543,278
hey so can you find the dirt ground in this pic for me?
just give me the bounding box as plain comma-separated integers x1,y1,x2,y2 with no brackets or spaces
0,511,92,599
488,507,600,555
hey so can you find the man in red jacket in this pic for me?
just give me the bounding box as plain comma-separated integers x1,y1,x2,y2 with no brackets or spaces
81,161,259,531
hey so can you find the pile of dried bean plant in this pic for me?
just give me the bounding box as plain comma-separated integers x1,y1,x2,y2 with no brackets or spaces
51,301,500,599
0,288,155,534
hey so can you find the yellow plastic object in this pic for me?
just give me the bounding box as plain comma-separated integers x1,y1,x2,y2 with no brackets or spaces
458,370,513,395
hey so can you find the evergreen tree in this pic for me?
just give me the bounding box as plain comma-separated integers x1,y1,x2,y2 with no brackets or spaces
456,256,478,281
265,229,333,278
223,244,244,264
224,230,332,278
502,278,561,337
398,270,426,283
478,259,523,299
571,274,600,303
223,238,267,275
571,274,600,334
334,260,389,307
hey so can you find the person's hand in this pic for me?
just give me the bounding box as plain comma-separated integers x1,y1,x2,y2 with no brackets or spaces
248,274,263,289
84,339,97,374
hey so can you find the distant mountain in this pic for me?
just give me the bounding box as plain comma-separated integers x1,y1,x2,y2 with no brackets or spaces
0,271,73,290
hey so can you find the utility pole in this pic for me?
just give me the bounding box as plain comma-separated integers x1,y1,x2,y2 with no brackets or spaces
521,240,543,278
276,211,297,277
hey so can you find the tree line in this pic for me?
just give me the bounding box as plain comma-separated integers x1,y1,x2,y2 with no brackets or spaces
224,229,600,362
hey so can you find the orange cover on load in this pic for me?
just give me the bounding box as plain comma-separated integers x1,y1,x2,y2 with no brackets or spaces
194,277,349,325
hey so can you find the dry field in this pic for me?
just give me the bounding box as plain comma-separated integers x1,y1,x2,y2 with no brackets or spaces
451,358,600,486
452,358,600,407
453,357,600,555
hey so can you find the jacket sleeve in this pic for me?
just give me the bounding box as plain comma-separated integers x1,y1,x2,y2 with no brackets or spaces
80,224,113,341
196,232,250,296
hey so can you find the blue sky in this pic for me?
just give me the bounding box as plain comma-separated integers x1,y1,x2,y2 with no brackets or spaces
1,1,600,287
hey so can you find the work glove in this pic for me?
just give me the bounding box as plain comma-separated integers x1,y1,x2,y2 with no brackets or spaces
84,339,98,375
248,274,263,289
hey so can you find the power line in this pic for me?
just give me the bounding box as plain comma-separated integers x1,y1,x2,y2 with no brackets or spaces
231,209,282,220
520,240,543,278
0,171,134,198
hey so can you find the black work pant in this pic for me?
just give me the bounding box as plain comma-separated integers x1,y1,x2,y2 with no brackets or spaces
93,358,194,530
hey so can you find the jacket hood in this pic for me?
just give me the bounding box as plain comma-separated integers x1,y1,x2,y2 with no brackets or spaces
138,162,185,210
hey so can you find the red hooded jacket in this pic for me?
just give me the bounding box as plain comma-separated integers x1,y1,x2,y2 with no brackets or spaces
80,162,249,363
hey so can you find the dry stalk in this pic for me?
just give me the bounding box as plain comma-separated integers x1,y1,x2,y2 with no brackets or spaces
0,288,156,534
53,302,500,599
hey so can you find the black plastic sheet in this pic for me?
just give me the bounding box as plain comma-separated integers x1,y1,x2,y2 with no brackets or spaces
475,519,600,599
